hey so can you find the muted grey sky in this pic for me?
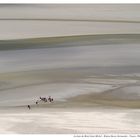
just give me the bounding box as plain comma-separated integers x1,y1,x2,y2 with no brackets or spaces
0,4,140,40
0,4,140,21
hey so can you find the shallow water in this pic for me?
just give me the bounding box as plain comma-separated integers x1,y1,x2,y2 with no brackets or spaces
1,43,140,73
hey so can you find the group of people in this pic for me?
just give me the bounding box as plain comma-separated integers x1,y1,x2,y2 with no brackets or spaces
37,96,54,104
27,96,54,109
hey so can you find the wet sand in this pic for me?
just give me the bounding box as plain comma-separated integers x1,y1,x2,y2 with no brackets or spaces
0,69,140,134
0,35,140,133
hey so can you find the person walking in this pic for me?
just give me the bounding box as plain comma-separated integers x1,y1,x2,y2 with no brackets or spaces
27,105,31,109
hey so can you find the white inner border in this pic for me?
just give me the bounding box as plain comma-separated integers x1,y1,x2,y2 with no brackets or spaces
0,1,139,139
0,0,140,4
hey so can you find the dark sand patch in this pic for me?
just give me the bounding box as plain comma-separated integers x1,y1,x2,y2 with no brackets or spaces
67,92,140,109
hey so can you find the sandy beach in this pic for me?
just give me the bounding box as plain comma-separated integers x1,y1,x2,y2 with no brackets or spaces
0,107,140,134
0,4,140,134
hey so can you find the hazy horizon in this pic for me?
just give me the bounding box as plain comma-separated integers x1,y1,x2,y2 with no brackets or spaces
0,4,140,40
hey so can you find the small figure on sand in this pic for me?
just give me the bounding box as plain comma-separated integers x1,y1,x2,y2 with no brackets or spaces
36,101,38,105
48,96,53,102
27,105,31,109
40,97,47,102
